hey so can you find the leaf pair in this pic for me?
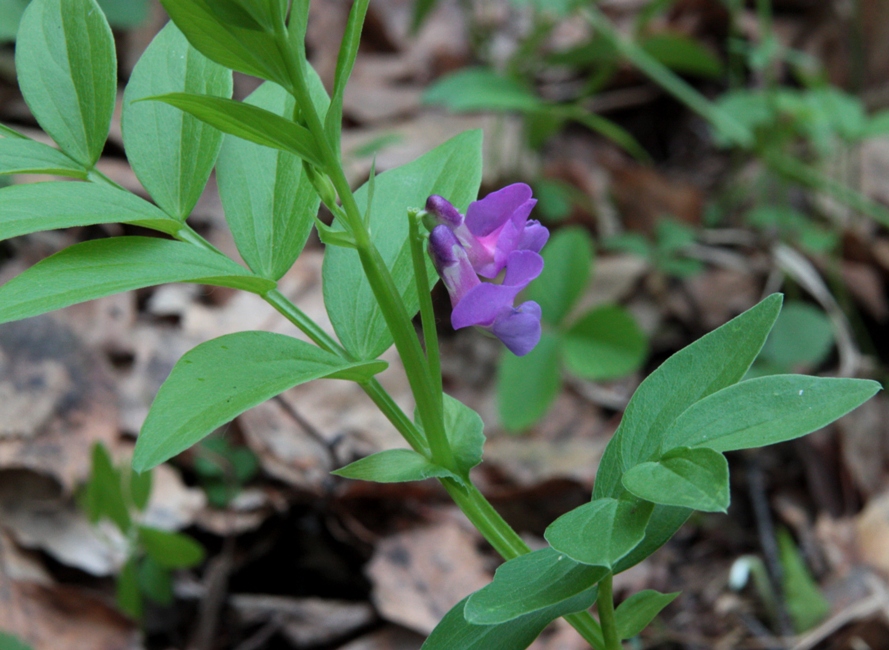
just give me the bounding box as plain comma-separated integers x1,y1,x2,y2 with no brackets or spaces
498,228,647,430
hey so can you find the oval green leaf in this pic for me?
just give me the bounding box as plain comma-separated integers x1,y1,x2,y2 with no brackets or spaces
615,589,679,640
544,497,653,568
138,526,205,568
0,236,275,325
146,92,324,169
332,449,456,483
497,331,561,431
0,139,87,178
662,375,881,453
133,331,387,471
464,547,607,625
561,304,647,380
0,182,180,242
216,76,328,280
158,0,291,87
527,227,592,326
123,22,232,220
422,588,597,650
622,447,730,513
16,0,116,167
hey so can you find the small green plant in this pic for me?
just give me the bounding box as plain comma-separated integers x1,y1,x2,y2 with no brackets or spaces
81,443,204,620
0,632,33,650
729,528,830,633
194,435,260,508
604,217,704,280
497,227,647,430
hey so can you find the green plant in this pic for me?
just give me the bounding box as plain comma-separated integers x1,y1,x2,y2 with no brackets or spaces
194,435,260,508
604,217,704,280
81,443,204,619
498,227,647,430
0,1,879,647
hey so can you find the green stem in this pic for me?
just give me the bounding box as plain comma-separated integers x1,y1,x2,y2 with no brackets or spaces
408,211,443,397
269,16,604,648
274,25,455,472
597,573,621,650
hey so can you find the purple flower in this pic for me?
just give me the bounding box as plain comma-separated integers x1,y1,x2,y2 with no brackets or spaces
427,183,546,278
426,184,548,356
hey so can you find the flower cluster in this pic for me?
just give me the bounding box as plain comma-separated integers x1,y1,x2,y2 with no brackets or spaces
425,183,548,356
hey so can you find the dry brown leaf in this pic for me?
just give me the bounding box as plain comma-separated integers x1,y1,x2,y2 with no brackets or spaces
0,316,119,492
856,490,889,576
336,626,424,650
837,394,889,500
231,595,376,647
367,518,491,635
0,575,139,650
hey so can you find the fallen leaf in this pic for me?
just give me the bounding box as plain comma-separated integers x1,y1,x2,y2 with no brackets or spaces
231,595,375,647
367,518,491,635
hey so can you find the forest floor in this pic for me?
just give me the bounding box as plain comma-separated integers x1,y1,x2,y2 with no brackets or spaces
2,1,889,649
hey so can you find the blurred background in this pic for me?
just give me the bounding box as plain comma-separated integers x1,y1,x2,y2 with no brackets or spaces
1,1,889,648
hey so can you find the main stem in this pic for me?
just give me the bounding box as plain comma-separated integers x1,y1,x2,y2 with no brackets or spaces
270,19,605,648
597,573,622,650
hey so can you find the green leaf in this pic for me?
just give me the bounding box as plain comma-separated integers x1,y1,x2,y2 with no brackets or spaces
614,589,679,639
129,468,152,512
0,237,275,325
595,294,782,500
423,68,543,112
756,301,834,373
497,332,561,431
415,394,486,477
595,297,783,576
464,547,607,625
527,227,592,326
411,0,439,32
322,130,483,359
15,0,116,167
324,0,369,150
332,449,456,483
641,33,722,79
158,0,291,87
422,587,597,650
0,139,86,178
0,0,29,42
84,442,130,532
116,557,143,620
145,92,325,169
137,556,173,606
138,526,205,568
544,497,653,568
661,375,881,453
96,0,149,28
216,77,328,280
0,631,33,650
778,528,830,633
122,22,232,220
561,304,647,380
622,447,730,513
0,182,181,242
133,332,387,471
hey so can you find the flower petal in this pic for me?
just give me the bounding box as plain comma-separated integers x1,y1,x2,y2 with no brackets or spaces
428,225,479,306
426,195,463,228
519,220,549,253
451,282,522,329
502,250,544,289
466,183,534,237
492,301,542,356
